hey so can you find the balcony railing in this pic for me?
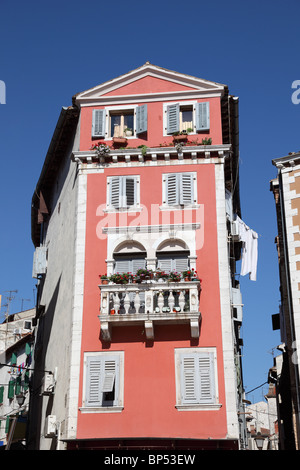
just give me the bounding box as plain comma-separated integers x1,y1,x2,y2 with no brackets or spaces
98,280,201,341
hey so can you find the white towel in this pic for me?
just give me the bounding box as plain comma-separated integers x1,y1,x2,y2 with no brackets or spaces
236,216,258,281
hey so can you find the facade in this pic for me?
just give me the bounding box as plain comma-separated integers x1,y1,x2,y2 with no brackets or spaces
0,308,35,449
28,63,251,450
270,151,300,449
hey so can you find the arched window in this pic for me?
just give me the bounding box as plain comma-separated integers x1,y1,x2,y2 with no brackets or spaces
156,239,190,273
113,241,146,274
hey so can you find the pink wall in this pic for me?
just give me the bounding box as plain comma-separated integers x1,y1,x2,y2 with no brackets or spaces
76,164,228,440
79,98,222,151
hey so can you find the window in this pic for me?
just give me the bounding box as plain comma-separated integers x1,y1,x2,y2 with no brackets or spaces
92,104,147,139
157,253,189,273
162,172,196,207
107,175,139,210
175,348,220,410
83,352,124,411
165,101,210,135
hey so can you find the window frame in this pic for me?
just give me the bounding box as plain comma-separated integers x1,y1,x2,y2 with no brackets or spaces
161,171,198,210
92,104,147,140
174,347,221,411
81,351,124,413
163,101,210,136
106,175,140,212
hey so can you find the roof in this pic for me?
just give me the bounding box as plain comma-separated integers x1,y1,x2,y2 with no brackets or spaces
73,62,227,105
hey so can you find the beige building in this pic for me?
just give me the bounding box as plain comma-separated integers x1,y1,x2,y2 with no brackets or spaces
270,151,300,449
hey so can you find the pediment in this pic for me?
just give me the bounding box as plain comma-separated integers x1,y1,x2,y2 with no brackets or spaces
74,63,226,105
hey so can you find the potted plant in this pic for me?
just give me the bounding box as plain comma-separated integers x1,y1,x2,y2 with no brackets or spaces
109,272,130,284
182,269,196,281
136,268,153,282
155,270,169,282
100,274,109,284
172,131,188,143
90,142,110,157
168,271,181,283
113,136,128,145
124,127,133,137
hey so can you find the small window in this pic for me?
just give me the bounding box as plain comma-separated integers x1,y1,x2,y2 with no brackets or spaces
84,352,124,410
107,175,139,210
165,101,210,135
110,110,134,138
163,172,196,207
92,105,147,139
175,348,219,409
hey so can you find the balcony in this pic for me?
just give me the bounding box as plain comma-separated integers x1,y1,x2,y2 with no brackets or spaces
98,280,201,342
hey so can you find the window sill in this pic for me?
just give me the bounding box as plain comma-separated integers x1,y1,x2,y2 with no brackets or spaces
79,406,124,414
159,204,200,211
104,206,142,213
175,404,222,411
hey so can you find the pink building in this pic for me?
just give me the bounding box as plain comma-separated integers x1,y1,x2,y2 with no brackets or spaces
29,64,246,450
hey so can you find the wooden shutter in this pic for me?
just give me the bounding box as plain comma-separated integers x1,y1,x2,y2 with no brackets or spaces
114,258,131,273
180,351,215,404
92,109,106,137
167,103,179,134
198,353,215,403
179,173,193,205
131,258,146,273
86,356,102,406
166,174,179,205
125,177,136,207
86,355,120,407
174,256,189,273
110,177,121,208
195,102,210,131
136,104,147,134
157,258,173,273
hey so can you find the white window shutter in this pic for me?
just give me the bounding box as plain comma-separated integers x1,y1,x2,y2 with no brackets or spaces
136,104,147,134
179,173,193,205
198,353,215,403
180,351,215,405
86,356,102,406
101,359,117,393
174,257,189,273
115,258,131,273
195,102,210,131
166,174,179,205
181,355,198,404
92,109,106,137
157,258,173,273
167,103,180,134
110,177,121,208
131,258,146,273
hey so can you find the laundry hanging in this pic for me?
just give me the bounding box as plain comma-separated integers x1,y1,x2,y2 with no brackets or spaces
235,216,258,281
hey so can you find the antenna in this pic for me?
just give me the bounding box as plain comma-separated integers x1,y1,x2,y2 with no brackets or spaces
20,298,31,311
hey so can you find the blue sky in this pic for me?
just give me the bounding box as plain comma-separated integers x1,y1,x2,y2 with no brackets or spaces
0,0,299,403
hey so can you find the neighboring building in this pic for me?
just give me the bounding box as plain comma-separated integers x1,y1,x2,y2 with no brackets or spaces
246,383,279,450
270,151,300,449
28,63,256,450
0,308,35,449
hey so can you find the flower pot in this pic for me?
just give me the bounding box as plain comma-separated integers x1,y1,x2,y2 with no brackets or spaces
101,279,108,284
184,277,190,282
173,134,188,142
113,137,128,145
110,309,115,315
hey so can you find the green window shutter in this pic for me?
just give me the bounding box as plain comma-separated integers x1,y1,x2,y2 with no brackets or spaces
92,109,106,137
11,353,17,365
167,103,179,134
15,376,21,395
136,104,147,134
0,386,4,404
195,102,210,131
24,370,30,391
25,343,31,355
5,417,10,433
8,380,15,399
